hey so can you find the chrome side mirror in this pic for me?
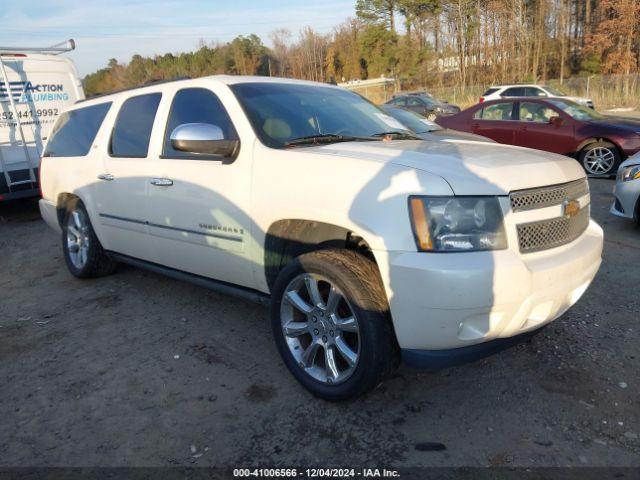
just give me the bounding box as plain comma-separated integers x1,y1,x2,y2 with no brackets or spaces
170,123,239,157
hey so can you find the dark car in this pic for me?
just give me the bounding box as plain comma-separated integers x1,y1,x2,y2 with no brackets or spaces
436,97,640,176
385,92,460,120
380,105,493,143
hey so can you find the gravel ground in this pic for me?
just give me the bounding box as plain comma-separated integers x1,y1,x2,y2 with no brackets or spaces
0,178,638,469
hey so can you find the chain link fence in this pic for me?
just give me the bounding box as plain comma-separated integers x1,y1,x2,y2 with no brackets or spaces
345,74,640,112
409,74,640,111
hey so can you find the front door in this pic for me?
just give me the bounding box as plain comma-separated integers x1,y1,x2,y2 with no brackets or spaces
146,86,254,288
514,101,575,154
92,92,162,262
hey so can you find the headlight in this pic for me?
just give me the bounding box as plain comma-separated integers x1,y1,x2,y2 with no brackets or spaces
409,196,507,252
618,164,640,182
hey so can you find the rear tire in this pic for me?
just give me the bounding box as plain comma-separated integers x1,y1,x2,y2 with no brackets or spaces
579,141,620,176
62,199,116,278
270,249,398,401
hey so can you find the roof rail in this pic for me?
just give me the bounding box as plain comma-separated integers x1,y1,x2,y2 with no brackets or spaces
0,39,76,55
77,76,192,103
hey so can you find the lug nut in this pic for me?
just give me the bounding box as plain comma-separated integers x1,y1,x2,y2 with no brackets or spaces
322,335,327,342
314,329,319,335
312,316,317,322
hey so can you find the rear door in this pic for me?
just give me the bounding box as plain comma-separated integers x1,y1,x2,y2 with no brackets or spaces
92,92,161,261
501,87,525,98
514,101,575,154
470,101,517,144
145,85,254,287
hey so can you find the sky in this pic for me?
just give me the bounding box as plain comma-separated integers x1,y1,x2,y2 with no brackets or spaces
0,0,355,76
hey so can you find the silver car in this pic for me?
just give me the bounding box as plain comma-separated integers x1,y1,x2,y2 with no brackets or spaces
611,154,640,224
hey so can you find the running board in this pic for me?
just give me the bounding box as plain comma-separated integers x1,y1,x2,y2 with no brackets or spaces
107,252,270,306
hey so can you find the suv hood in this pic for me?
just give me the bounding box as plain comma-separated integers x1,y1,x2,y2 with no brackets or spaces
309,140,585,195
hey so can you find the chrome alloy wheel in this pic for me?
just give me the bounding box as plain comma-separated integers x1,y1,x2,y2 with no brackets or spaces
66,210,90,269
280,273,361,385
584,147,615,174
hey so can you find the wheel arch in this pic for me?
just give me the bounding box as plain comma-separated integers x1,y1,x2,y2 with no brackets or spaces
577,137,623,157
264,219,377,292
55,192,81,227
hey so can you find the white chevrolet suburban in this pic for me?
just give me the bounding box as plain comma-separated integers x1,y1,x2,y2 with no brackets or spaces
39,76,604,400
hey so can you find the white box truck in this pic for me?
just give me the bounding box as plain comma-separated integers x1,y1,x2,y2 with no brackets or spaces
0,40,84,201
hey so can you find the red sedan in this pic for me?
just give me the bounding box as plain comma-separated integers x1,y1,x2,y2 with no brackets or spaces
436,97,640,176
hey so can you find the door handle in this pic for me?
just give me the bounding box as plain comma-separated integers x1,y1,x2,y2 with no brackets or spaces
150,178,173,187
97,173,114,181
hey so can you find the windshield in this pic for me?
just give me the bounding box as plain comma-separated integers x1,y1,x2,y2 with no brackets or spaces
230,82,413,148
381,106,442,133
548,99,605,121
543,86,567,96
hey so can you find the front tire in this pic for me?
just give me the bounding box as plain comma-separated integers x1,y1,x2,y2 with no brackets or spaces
62,199,116,278
579,141,620,176
270,249,398,401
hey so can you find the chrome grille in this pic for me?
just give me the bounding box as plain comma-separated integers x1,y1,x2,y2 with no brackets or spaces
510,178,589,212
516,207,590,253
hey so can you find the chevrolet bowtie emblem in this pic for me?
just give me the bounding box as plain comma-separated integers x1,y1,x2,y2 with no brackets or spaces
562,199,580,218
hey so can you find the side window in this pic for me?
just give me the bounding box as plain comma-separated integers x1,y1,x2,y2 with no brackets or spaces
407,97,424,107
392,97,406,106
163,88,238,158
110,93,162,157
519,102,557,123
503,87,524,97
475,102,514,121
525,87,546,97
43,102,111,157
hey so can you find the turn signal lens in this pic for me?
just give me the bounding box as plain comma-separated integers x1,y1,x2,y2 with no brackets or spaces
409,198,433,250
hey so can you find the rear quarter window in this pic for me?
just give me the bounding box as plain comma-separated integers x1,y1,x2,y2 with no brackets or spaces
483,88,500,96
43,102,111,157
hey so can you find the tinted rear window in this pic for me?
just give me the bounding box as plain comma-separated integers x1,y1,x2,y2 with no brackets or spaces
110,93,162,157
482,88,500,96
43,103,111,157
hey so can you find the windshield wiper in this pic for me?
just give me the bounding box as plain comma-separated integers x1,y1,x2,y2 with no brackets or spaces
284,133,380,147
372,131,422,140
